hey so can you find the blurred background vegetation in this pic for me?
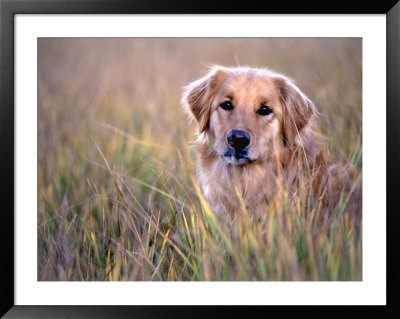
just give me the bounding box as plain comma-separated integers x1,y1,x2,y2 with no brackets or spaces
38,38,362,281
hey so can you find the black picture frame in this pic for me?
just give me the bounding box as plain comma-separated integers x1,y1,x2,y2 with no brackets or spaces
1,0,399,318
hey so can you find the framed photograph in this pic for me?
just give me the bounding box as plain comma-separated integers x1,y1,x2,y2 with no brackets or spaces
1,0,399,318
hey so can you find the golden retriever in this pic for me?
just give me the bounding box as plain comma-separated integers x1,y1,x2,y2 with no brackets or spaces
182,65,361,218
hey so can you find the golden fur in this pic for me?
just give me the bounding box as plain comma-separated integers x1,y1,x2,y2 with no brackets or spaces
182,65,361,217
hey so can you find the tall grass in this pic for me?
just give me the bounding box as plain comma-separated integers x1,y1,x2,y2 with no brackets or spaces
38,38,362,281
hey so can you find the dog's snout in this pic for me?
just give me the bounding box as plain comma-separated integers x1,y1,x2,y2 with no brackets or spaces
227,130,251,151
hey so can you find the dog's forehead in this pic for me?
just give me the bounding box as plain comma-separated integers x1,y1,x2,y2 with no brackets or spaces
219,69,278,100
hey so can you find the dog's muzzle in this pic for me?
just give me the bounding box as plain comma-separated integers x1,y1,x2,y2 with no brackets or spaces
224,130,253,164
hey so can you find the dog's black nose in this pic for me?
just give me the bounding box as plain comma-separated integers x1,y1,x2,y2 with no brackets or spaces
227,130,251,151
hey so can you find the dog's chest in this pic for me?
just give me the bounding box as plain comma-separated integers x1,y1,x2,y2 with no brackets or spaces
198,161,277,214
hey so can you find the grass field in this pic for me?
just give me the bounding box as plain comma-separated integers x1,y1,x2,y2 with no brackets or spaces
38,38,362,281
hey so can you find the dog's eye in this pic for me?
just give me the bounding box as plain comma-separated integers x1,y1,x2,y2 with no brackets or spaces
257,105,272,116
219,101,234,111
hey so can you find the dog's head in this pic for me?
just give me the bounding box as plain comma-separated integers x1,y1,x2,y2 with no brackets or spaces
182,66,316,165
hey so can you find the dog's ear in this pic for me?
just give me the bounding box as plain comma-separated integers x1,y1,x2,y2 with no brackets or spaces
273,75,316,147
182,66,230,133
